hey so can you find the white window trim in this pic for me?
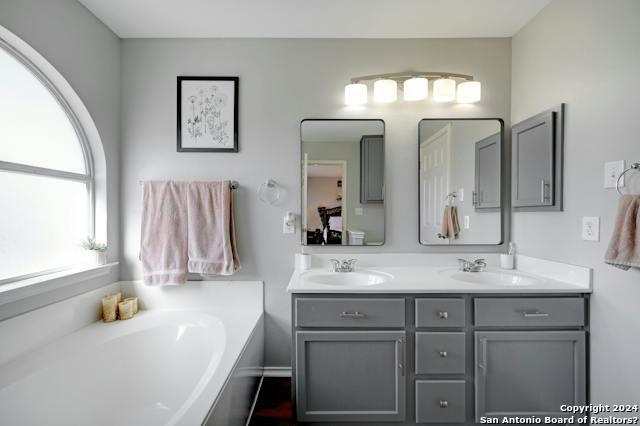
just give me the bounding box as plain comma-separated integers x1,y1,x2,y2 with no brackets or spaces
0,36,97,285
0,263,119,308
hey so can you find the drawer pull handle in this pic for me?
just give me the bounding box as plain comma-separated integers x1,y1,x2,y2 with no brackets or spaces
521,311,550,318
438,311,449,320
340,311,366,319
439,400,449,408
438,351,448,358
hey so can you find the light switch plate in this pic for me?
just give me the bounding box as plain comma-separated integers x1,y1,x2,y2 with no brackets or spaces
463,216,470,229
355,207,363,216
604,160,625,188
582,216,600,241
283,212,295,234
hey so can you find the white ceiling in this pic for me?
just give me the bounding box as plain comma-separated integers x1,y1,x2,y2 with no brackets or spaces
79,0,551,39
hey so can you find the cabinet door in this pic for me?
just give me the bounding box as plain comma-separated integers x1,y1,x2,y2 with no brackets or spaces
360,135,384,203
511,110,555,208
295,330,405,422
474,133,501,209
475,331,586,422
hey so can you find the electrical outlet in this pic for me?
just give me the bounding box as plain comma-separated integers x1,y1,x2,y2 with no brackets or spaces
604,160,625,188
582,216,600,241
355,207,363,216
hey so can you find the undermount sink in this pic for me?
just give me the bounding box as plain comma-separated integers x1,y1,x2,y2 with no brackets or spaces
440,268,539,287
302,270,393,287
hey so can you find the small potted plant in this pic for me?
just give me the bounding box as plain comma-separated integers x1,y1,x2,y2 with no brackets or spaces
81,237,108,266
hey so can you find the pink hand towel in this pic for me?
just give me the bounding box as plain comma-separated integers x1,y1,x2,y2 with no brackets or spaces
140,181,189,285
605,195,640,270
187,181,241,275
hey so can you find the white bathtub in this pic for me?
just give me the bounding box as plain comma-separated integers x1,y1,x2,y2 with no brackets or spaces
0,281,263,426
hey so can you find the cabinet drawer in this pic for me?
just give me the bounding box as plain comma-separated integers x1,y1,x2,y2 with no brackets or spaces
416,332,466,375
474,298,584,327
416,298,466,328
416,380,466,423
295,298,405,328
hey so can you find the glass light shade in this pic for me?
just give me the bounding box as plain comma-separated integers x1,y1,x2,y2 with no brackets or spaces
344,83,368,106
433,78,457,102
456,81,481,103
373,79,397,103
403,77,428,101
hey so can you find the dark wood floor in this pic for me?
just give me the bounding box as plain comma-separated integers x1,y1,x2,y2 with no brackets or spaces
249,377,296,425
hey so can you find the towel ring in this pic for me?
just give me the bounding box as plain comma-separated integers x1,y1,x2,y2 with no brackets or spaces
258,179,280,204
616,163,640,195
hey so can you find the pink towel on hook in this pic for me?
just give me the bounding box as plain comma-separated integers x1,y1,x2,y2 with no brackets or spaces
140,181,189,285
187,181,241,276
605,195,640,270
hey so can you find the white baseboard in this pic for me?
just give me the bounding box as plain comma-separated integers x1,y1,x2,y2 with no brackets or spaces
263,366,292,377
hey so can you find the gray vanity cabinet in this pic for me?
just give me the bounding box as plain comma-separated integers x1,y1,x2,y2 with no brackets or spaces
295,330,406,422
292,293,588,425
511,105,564,211
475,331,586,422
474,133,501,209
360,135,384,203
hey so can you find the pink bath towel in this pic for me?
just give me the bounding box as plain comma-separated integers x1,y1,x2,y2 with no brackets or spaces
140,181,189,285
187,181,241,275
605,195,640,270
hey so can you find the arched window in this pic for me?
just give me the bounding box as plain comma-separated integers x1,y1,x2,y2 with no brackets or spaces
0,41,94,282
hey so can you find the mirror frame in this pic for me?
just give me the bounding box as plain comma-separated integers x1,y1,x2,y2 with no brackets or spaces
300,118,386,247
417,118,510,250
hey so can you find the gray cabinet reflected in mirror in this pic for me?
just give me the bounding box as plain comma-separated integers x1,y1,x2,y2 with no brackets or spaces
301,119,385,246
419,119,504,245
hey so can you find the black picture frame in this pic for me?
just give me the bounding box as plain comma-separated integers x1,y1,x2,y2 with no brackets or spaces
177,76,239,152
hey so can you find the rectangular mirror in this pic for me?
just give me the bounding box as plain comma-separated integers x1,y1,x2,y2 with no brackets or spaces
419,119,504,245
301,119,385,246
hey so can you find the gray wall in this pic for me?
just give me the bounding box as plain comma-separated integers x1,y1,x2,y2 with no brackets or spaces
0,0,121,263
120,38,512,366
511,0,640,404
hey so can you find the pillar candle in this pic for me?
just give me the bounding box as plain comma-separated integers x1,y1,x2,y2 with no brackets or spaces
101,295,118,322
118,300,134,320
124,297,138,314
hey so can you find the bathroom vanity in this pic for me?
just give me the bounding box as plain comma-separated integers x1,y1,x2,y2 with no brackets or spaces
288,257,591,425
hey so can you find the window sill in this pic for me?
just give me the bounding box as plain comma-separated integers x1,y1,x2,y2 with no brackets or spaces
0,263,119,307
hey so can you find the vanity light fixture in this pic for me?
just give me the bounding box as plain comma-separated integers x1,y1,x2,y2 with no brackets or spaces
344,72,481,105
373,79,397,103
403,77,429,101
456,81,482,103
432,78,457,102
344,83,368,106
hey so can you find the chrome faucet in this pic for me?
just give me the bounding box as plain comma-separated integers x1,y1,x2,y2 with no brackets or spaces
457,258,487,272
329,259,357,273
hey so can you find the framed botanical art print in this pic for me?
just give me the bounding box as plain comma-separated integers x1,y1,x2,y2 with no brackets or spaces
177,76,239,152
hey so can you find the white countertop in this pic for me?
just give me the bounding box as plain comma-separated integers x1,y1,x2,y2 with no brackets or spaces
287,255,592,294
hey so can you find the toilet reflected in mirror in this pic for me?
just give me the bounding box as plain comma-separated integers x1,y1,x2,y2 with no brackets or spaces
301,119,385,246
419,119,504,245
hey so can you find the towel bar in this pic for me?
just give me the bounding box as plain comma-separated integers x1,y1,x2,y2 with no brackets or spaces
616,163,640,195
138,180,239,189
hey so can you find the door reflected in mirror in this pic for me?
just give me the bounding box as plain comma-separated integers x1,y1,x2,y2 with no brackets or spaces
301,119,385,246
419,119,504,245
